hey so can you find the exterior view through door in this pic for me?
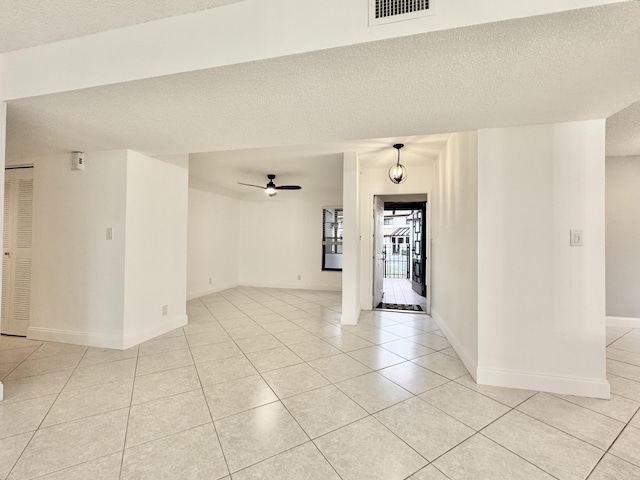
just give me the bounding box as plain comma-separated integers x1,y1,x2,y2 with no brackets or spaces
373,198,428,313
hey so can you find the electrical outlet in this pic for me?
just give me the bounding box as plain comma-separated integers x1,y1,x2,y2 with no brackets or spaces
209,278,212,285
162,305,168,316
297,274,302,280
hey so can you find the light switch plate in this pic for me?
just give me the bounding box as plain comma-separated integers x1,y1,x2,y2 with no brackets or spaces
570,229,583,246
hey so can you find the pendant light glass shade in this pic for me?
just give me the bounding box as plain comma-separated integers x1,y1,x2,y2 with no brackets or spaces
389,144,407,184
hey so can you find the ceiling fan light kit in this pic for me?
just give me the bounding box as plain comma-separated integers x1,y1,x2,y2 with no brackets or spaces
238,174,302,197
389,143,407,184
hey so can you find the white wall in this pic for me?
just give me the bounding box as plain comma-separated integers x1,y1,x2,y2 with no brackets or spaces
187,177,240,299
477,120,608,398
342,152,361,325
359,163,435,310
431,132,479,376
606,156,640,322
238,187,343,291
27,151,128,347
123,152,189,346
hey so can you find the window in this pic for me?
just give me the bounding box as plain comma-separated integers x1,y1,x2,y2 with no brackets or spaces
406,217,412,225
384,218,393,225
322,208,343,271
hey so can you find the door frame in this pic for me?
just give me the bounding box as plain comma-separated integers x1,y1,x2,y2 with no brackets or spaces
369,193,431,314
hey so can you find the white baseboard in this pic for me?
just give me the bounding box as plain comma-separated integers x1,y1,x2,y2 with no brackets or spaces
187,282,239,300
123,314,188,350
27,314,188,350
239,282,342,292
431,309,479,381
27,326,124,349
476,366,610,399
430,309,610,399
607,316,640,329
0,382,3,401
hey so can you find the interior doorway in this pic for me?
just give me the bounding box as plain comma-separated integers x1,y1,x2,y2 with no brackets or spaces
373,195,429,313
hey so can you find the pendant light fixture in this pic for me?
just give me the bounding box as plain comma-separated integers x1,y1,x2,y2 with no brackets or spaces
389,143,407,184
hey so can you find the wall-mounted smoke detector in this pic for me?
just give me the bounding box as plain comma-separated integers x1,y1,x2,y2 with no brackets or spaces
369,0,436,26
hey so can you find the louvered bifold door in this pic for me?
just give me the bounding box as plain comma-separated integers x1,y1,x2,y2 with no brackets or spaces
1,178,13,333
1,168,34,336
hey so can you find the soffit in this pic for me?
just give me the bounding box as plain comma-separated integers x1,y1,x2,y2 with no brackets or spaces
5,2,640,160
0,0,245,52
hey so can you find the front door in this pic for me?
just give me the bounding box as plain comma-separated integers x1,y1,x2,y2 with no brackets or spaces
373,196,385,308
411,204,426,296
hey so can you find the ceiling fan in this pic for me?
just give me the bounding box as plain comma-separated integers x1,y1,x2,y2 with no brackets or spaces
238,174,302,197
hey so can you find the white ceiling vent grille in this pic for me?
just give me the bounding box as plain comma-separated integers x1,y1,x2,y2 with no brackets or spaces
369,0,436,26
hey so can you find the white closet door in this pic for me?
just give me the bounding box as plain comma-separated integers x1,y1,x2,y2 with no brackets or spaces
1,168,34,336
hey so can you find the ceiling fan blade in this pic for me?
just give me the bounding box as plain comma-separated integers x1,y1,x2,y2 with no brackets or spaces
237,182,266,189
275,185,302,190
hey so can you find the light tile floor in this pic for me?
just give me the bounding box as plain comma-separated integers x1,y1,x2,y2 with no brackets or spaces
382,278,427,311
0,287,639,479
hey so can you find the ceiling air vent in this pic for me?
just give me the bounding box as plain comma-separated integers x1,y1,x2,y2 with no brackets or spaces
369,0,436,26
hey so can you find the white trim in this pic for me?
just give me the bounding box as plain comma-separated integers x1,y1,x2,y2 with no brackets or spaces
239,282,342,292
476,366,611,399
431,308,478,381
122,314,188,350
607,316,640,328
0,382,3,401
187,282,239,300
27,314,188,350
27,326,124,349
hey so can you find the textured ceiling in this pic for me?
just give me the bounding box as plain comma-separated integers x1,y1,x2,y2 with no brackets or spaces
607,100,640,157
5,2,640,161
0,0,245,52
189,134,449,194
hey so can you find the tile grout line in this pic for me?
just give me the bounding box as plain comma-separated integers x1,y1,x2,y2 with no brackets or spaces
118,340,141,480
4,343,91,479
196,297,240,478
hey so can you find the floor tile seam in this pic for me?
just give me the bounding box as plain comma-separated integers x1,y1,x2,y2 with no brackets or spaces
605,358,640,370
406,359,468,382
180,336,232,478
78,354,140,369
335,411,432,472
342,351,406,372
607,345,640,355
138,345,191,358
227,440,338,478
549,392,640,424
333,377,417,416
5,345,93,480
306,358,373,384
118,346,140,480
605,449,640,469
468,431,566,480
135,361,196,379
606,356,640,369
268,374,339,402
511,407,612,452
449,377,532,409
417,388,514,434
517,392,631,431
1,430,36,480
